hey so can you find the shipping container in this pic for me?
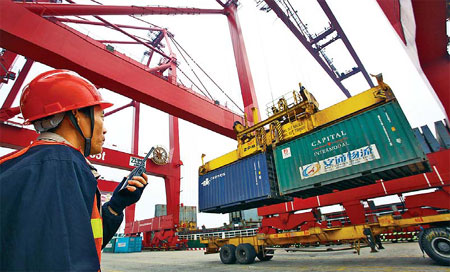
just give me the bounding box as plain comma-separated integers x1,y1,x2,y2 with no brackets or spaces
229,208,262,225
114,236,142,253
114,237,132,253
274,101,430,198
154,204,197,223
199,152,288,213
435,120,450,149
102,237,116,253
133,236,142,252
187,239,206,248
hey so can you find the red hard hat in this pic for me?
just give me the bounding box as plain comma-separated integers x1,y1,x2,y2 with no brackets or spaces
20,69,113,124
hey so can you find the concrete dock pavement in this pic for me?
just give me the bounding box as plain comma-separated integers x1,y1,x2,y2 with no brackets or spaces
101,242,449,272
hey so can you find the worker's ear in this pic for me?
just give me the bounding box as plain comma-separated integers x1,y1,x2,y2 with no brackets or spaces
71,109,89,129
71,109,81,123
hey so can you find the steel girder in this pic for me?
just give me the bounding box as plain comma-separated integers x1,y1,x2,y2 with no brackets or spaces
19,3,225,16
0,123,172,177
0,0,243,138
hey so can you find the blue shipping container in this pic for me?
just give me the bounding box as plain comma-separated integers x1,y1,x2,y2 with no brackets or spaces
114,236,142,253
198,152,288,213
132,236,142,252
114,237,132,253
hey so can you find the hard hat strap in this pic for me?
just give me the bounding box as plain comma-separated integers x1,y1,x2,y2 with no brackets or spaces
67,107,95,157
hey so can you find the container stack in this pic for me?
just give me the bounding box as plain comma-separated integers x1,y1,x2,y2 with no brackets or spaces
199,90,430,213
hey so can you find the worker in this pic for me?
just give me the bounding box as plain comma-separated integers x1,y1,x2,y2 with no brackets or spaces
0,70,148,271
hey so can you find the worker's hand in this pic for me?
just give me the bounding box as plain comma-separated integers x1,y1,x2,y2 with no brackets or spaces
107,173,149,214
123,173,148,192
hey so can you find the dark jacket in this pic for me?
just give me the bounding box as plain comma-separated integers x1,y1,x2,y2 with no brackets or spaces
0,143,123,271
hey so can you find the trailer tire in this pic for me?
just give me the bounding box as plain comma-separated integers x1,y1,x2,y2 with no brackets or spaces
220,244,237,264
235,243,256,264
419,227,450,266
257,249,274,261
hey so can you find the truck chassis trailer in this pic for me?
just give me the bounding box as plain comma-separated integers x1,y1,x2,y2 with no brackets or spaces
201,149,450,266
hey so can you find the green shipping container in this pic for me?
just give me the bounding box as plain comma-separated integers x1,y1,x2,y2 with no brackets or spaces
102,238,116,253
274,100,430,198
187,239,206,248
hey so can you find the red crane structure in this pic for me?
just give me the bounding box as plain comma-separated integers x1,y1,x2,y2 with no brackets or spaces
377,0,449,118
0,0,448,251
253,0,450,241
0,0,257,249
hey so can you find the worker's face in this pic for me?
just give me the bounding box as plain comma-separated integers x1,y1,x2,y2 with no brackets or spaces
78,105,106,155
90,106,106,155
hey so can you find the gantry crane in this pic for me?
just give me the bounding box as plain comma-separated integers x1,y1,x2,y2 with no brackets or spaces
0,0,448,252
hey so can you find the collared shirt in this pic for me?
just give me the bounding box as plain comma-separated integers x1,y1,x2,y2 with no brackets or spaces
36,132,101,179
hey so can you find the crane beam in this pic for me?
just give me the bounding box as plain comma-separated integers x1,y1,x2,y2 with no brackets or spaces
263,0,352,98
54,18,164,31
0,1,242,138
317,0,374,88
0,123,172,177
18,3,225,16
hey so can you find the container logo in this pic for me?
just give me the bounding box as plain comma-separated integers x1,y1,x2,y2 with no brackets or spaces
301,162,321,178
300,144,381,179
282,147,292,159
311,130,349,156
311,130,347,148
201,172,226,187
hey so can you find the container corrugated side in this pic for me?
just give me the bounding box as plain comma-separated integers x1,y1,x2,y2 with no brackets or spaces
187,239,206,248
274,100,430,198
199,152,288,213
241,208,261,222
102,237,116,253
154,204,167,217
154,205,197,223
133,236,142,252
114,237,132,253
229,208,262,225
180,206,197,223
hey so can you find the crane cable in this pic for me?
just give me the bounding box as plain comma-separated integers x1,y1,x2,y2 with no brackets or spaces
87,0,220,104
87,0,163,29
86,0,243,113
169,36,244,114
176,67,215,100
169,37,215,101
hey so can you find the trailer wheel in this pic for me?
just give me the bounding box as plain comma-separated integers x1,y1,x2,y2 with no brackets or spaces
419,227,450,266
235,243,257,264
257,249,274,261
220,244,237,264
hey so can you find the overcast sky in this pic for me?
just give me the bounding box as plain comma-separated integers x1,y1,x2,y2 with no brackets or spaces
0,0,446,229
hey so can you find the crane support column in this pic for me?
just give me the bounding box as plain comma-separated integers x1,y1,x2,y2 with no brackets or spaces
166,115,181,228
226,3,260,123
